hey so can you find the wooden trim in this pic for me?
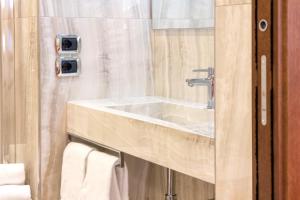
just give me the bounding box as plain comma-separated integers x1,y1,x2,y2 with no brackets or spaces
252,0,257,199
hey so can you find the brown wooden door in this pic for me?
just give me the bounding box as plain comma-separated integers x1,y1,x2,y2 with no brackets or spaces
255,0,273,199
274,0,300,199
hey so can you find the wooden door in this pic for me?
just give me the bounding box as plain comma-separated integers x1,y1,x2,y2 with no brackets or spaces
256,0,273,199
274,0,300,199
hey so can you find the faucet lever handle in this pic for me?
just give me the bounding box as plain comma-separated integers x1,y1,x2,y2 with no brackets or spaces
192,68,209,73
192,67,214,75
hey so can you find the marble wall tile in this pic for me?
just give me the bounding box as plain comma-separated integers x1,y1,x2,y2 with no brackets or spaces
152,0,214,29
39,0,151,18
39,17,153,199
152,29,215,104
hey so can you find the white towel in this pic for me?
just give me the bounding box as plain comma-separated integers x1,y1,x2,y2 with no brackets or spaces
60,142,94,200
0,164,25,186
79,151,129,200
0,185,31,200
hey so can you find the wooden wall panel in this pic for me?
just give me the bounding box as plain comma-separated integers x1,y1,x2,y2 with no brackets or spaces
0,0,39,199
1,19,16,163
215,3,253,200
14,0,38,18
152,29,214,104
151,22,215,200
14,17,39,200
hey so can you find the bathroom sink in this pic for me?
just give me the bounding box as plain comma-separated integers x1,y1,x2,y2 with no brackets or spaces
67,97,215,183
108,101,214,137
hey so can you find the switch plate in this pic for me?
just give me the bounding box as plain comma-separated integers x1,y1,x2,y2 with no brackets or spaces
55,56,81,77
56,34,81,54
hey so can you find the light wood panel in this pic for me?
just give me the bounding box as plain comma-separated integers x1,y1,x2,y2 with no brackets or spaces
1,19,16,163
14,0,39,199
67,101,215,183
152,29,214,104
215,3,252,200
151,29,215,200
0,0,39,198
14,17,39,200
14,0,38,18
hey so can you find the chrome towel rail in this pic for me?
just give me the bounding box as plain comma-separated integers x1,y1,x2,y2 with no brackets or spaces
67,133,124,168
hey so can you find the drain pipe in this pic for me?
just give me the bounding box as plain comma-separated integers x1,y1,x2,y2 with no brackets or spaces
165,168,177,200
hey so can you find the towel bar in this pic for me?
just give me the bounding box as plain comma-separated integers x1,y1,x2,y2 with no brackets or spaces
67,133,124,168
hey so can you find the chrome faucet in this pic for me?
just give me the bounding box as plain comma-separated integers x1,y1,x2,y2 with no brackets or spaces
186,68,215,109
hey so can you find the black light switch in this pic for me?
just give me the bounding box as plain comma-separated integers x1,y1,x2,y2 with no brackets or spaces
56,34,81,54
56,57,80,77
61,60,78,74
61,38,78,51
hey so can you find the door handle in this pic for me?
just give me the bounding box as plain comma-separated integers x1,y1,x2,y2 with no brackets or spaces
261,55,267,126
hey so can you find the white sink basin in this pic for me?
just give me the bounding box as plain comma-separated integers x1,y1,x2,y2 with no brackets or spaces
108,101,214,137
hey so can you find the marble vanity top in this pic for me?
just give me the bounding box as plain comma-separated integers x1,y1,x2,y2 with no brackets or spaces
69,96,214,138
67,96,215,183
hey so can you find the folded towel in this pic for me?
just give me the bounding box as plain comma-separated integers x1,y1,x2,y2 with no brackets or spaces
0,164,25,186
60,142,94,200
79,151,129,200
0,185,31,200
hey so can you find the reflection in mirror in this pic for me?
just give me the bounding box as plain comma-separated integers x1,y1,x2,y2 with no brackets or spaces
152,0,215,29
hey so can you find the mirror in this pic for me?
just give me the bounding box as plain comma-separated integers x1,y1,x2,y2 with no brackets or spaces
152,0,215,29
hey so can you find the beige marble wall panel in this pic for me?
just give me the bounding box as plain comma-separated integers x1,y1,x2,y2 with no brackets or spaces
14,17,39,200
39,17,153,199
39,0,151,18
215,4,252,200
37,2,216,200
216,0,251,6
1,19,16,163
152,29,214,104
14,0,38,18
